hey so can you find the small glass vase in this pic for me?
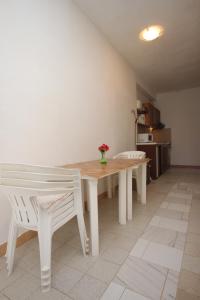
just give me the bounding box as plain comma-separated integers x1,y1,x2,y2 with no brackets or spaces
100,151,107,164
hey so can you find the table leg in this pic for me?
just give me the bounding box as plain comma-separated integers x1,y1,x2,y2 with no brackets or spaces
81,179,85,213
136,167,141,201
87,179,99,256
127,168,133,220
118,170,126,225
107,176,112,199
141,163,147,205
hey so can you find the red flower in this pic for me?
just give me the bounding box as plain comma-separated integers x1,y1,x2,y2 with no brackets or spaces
98,144,110,152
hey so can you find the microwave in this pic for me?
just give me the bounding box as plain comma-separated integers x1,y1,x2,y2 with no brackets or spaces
138,133,153,143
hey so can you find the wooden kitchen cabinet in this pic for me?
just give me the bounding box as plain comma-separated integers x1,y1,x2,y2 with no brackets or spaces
153,107,160,127
137,144,159,179
159,144,171,174
143,103,153,127
137,143,170,180
142,102,160,128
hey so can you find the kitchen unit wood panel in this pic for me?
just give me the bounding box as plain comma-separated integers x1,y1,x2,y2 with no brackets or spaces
142,102,160,128
137,143,170,180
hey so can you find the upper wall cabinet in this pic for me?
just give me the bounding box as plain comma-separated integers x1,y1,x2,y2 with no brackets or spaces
143,102,160,128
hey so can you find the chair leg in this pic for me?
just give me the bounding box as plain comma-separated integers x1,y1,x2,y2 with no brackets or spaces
136,168,141,200
107,176,112,199
6,217,18,276
77,213,89,255
38,211,52,292
85,181,90,212
81,179,86,214
112,175,117,197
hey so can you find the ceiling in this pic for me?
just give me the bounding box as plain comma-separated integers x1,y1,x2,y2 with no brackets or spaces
75,0,200,94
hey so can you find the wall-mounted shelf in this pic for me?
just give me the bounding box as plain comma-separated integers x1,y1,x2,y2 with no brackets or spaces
137,123,149,127
137,108,148,115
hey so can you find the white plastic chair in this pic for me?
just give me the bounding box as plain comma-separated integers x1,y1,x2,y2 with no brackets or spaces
0,163,89,292
112,151,146,199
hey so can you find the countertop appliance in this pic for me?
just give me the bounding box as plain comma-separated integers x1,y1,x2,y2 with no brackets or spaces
137,133,153,143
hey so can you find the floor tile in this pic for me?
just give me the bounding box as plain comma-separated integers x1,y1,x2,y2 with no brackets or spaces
102,246,129,265
176,289,200,300
28,236,64,253
147,183,171,194
64,250,97,272
116,256,167,300
0,294,9,300
150,216,188,233
174,232,186,251
0,258,5,271
131,239,183,272
149,216,160,226
129,239,149,258
142,225,186,251
53,222,78,243
144,242,183,272
68,274,107,300
193,193,200,200
187,232,200,245
161,270,179,300
160,202,190,213
160,202,168,209
106,233,138,251
66,235,84,250
0,266,25,292
87,258,119,283
178,270,200,297
28,287,70,300
168,192,192,200
182,255,200,274
14,242,33,259
185,241,200,257
188,221,200,234
131,215,151,229
2,273,40,300
156,208,184,220
15,249,40,270
120,288,151,300
165,195,191,205
110,222,144,238
52,244,79,265
52,264,83,294
142,226,177,248
100,282,125,300
181,212,190,221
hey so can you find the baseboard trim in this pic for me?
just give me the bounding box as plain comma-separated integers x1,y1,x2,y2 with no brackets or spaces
0,191,108,257
0,242,6,257
171,165,200,169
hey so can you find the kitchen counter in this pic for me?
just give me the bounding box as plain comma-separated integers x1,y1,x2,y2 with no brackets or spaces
136,142,170,146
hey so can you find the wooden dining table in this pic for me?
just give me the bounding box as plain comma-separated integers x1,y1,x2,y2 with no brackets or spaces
63,158,149,256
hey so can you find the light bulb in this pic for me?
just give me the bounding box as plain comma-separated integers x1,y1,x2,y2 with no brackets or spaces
139,25,164,42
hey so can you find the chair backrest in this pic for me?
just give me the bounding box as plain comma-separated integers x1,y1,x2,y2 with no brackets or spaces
113,151,146,160
0,163,77,175
0,164,81,230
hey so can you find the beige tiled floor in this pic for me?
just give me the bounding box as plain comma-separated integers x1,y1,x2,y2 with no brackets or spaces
0,168,200,299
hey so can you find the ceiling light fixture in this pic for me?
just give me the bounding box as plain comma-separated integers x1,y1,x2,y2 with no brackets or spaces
139,25,164,41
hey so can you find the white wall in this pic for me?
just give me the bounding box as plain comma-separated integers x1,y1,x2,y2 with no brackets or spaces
0,0,137,243
157,87,200,166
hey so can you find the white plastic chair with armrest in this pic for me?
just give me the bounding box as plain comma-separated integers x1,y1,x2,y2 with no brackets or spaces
112,151,146,199
0,164,89,292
